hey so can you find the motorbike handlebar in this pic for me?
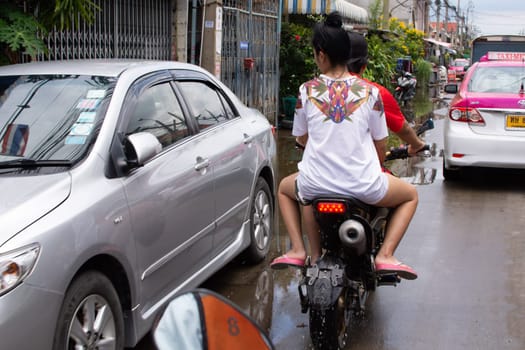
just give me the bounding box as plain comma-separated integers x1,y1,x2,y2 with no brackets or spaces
384,144,431,161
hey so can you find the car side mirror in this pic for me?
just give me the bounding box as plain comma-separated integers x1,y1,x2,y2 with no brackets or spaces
444,83,458,94
124,132,162,167
154,289,274,350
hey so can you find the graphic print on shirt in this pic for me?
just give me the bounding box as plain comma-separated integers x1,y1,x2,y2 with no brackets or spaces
304,77,370,123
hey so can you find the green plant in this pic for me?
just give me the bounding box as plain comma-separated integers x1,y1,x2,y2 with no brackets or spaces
50,0,101,30
363,33,396,91
0,4,47,64
414,58,432,85
279,21,317,99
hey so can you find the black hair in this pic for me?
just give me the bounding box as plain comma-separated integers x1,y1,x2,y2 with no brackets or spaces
311,12,351,66
347,32,369,74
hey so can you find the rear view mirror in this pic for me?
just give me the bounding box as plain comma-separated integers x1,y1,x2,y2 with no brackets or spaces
124,132,162,167
154,288,274,350
444,83,458,94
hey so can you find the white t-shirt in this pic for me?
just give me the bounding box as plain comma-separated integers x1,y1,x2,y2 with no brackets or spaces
293,74,389,204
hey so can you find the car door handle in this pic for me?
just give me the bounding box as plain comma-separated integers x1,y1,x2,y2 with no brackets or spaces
194,156,210,171
243,133,254,144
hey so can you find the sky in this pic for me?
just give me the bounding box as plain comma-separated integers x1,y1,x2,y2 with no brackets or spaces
466,0,525,36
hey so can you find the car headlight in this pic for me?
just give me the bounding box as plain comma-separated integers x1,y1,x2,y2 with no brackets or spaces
0,244,40,296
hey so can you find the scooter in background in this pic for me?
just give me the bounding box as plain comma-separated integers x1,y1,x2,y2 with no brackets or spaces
394,70,417,106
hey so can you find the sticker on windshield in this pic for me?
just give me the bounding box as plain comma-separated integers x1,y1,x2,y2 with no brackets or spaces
86,89,106,99
77,111,96,123
76,99,100,110
69,123,93,136
65,135,87,145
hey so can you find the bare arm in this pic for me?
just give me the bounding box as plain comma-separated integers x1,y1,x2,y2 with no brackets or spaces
296,134,308,148
374,137,387,164
395,121,426,154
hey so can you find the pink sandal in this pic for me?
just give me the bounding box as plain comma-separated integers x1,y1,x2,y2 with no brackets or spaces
375,262,418,280
270,254,305,270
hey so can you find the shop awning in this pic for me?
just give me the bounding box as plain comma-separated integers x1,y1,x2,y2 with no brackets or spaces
283,0,368,23
424,38,457,54
424,38,452,48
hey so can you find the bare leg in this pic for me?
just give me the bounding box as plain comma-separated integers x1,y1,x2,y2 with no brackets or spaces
302,205,321,263
373,173,418,266
276,173,307,260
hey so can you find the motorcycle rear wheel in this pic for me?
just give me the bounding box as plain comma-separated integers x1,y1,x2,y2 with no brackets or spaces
309,294,350,350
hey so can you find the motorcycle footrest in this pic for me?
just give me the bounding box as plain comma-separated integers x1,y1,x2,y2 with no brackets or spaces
377,273,401,286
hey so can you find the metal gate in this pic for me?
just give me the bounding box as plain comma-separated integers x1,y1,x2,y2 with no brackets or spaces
33,0,171,61
222,0,280,124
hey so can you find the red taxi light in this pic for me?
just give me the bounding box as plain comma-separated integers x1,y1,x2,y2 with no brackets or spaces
316,202,346,214
449,107,485,125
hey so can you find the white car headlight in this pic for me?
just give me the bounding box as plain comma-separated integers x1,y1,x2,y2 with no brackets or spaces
0,244,40,296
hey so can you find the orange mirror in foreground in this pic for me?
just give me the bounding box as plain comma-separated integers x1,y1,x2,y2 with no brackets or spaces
154,288,274,350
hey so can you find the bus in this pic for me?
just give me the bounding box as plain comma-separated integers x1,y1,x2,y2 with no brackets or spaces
471,35,525,63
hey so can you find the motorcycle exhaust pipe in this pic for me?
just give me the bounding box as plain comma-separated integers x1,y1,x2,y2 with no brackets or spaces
338,219,366,256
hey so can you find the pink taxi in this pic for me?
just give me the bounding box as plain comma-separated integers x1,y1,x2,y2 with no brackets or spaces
443,51,525,180
448,58,470,80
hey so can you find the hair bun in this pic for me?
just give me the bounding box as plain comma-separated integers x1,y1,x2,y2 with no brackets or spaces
324,11,343,28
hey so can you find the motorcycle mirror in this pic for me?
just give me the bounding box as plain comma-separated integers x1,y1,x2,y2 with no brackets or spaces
154,288,275,350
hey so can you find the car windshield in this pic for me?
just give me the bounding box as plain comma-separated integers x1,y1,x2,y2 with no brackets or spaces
0,74,115,172
468,66,525,93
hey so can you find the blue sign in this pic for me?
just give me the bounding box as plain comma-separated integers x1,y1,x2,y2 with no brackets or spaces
240,41,249,50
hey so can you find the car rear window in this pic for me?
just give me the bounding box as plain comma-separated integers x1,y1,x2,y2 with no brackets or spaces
468,66,525,93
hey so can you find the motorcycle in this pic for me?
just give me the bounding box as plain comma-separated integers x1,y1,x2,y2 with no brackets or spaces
152,119,434,350
297,118,434,350
394,70,417,106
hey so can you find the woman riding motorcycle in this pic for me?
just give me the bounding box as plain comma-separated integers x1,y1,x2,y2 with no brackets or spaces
270,12,418,280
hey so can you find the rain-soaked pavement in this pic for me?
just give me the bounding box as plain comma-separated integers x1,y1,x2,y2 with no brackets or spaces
135,85,525,349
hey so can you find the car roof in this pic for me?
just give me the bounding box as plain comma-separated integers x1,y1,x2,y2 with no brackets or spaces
0,59,204,77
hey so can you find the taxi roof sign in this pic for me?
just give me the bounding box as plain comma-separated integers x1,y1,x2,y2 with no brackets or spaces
487,51,525,61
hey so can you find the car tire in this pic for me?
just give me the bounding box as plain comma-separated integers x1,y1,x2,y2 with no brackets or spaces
53,271,124,350
443,159,461,181
242,177,274,264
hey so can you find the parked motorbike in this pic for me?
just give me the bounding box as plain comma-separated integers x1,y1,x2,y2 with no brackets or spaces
297,118,434,350
394,70,417,106
154,288,274,350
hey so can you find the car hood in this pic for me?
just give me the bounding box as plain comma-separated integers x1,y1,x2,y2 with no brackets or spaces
0,173,71,245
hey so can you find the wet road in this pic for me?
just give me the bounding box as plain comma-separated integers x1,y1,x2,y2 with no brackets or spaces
135,100,525,349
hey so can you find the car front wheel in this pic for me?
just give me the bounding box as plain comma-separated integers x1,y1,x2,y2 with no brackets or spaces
53,271,124,350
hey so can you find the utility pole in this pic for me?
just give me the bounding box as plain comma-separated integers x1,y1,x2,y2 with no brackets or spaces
444,0,449,42
435,0,441,40
200,0,223,78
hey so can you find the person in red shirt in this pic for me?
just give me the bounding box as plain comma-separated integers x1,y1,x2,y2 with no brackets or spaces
346,31,426,161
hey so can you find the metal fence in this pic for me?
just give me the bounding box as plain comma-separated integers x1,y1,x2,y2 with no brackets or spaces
27,0,280,123
32,0,171,61
222,0,280,123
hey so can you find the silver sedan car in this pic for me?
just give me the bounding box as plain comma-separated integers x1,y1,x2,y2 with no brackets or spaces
0,60,276,349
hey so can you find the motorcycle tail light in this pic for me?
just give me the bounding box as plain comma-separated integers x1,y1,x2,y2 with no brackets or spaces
316,202,346,214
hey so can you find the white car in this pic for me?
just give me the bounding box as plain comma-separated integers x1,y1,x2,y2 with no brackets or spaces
443,51,525,180
0,59,276,349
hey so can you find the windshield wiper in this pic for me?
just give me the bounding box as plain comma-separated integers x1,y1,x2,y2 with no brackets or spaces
0,159,73,169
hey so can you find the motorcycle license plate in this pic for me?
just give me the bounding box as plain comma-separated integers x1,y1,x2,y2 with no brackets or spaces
506,114,525,129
